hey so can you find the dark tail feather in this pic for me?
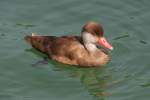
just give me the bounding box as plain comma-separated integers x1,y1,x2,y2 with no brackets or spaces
24,35,51,53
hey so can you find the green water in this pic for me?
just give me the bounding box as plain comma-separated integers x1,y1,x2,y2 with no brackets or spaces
0,0,150,100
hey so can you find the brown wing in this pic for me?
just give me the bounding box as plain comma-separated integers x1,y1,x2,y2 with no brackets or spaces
24,35,57,53
49,36,85,58
25,35,86,65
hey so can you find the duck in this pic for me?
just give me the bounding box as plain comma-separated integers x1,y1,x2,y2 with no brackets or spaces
24,22,113,67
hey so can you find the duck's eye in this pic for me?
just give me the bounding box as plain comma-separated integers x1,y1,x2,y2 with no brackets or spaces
93,30,99,36
97,32,102,37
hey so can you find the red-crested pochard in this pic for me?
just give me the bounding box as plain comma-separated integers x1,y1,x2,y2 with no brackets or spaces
25,22,113,67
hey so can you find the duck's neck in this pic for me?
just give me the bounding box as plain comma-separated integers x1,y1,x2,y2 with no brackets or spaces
82,32,98,53
84,43,98,52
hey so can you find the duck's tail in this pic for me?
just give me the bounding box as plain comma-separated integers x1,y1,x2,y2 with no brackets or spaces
24,33,51,53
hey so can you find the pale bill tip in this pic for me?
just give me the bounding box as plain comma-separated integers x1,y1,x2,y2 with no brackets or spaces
110,47,114,51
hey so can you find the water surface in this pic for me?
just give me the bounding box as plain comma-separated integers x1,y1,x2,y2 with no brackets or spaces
0,0,150,100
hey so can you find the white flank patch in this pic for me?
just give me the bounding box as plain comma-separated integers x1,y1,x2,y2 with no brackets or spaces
32,33,37,36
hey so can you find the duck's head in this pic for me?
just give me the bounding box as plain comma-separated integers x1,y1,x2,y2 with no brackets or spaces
82,22,113,52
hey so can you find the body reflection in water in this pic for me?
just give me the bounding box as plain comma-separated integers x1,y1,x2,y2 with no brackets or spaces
26,48,112,100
